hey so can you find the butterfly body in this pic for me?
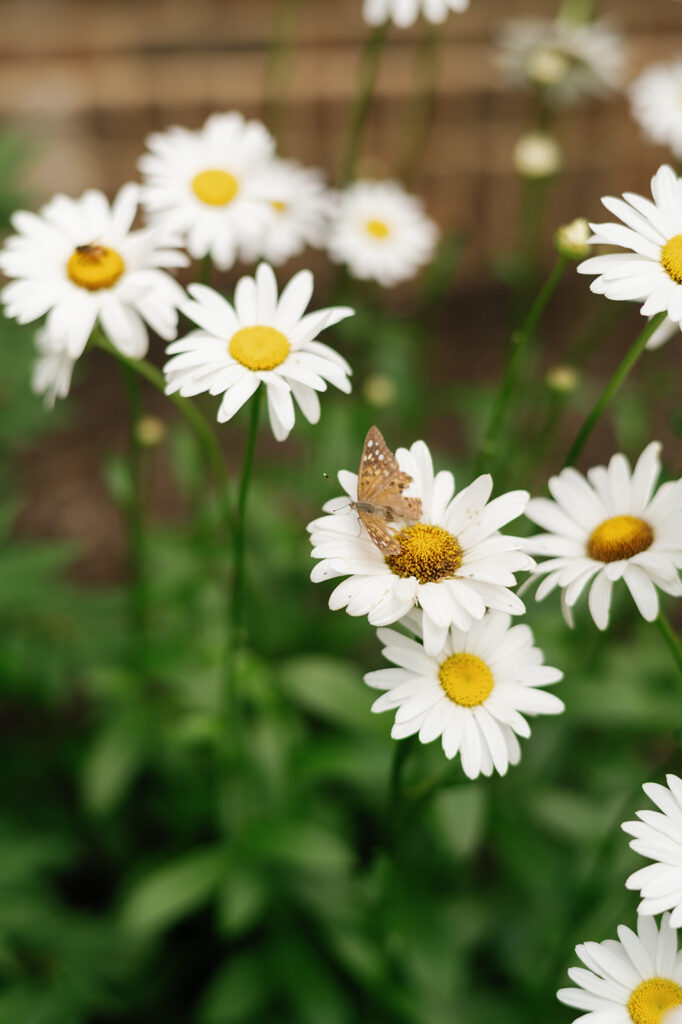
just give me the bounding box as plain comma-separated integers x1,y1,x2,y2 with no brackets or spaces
351,426,422,557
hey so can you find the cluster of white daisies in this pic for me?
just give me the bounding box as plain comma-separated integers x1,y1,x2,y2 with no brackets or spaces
0,110,438,422
557,774,682,1023
308,437,681,781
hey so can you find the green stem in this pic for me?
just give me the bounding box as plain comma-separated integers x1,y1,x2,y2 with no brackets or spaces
264,0,303,141
656,609,682,678
399,22,441,182
341,23,389,183
563,311,666,468
475,256,567,474
559,0,596,23
385,737,416,849
119,362,149,668
92,330,232,528
197,254,213,287
223,386,264,750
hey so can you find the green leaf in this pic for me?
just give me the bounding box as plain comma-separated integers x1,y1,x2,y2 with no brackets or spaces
246,820,353,875
121,846,224,937
431,784,487,858
216,863,267,937
277,655,382,733
82,723,143,815
199,952,269,1024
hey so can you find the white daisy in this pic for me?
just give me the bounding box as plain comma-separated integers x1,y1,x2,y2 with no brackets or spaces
163,263,354,441
238,158,332,267
526,442,682,631
557,914,682,1024
630,61,682,160
497,17,626,107
327,180,439,288
578,165,682,326
624,776,682,930
365,610,563,779
363,0,469,28
32,327,76,408
308,439,532,656
139,112,278,271
0,183,187,360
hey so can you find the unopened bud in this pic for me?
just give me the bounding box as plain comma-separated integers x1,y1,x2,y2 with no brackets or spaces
513,131,563,180
135,414,166,447
363,373,397,409
526,47,571,87
546,365,579,393
555,217,592,260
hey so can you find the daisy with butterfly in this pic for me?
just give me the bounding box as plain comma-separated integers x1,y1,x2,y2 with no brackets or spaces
309,426,534,656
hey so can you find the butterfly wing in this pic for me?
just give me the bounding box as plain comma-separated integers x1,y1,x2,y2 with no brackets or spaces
387,495,423,522
357,509,402,557
357,426,406,504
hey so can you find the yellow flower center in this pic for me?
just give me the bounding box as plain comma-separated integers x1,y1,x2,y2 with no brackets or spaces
627,977,682,1024
587,515,654,563
366,219,390,239
229,325,290,371
439,654,494,708
191,169,239,207
66,245,125,291
272,200,287,213
385,524,463,584
661,234,682,284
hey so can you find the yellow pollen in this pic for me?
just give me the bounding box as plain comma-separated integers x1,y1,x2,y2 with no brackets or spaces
661,234,682,284
272,200,287,213
385,523,463,584
627,977,682,1024
229,325,290,371
587,515,654,563
191,169,239,206
439,654,494,708
366,219,390,239
66,245,125,291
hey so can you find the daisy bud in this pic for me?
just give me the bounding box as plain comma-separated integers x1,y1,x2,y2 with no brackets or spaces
513,132,563,180
363,373,397,409
526,48,571,87
546,365,579,393
555,217,591,260
135,415,166,448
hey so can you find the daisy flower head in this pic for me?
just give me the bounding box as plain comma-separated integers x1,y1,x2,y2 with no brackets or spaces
557,913,682,1024
327,180,439,288
366,610,563,779
308,438,532,656
630,61,682,160
363,0,469,28
526,442,682,631
238,158,332,267
0,183,187,360
139,112,278,271
163,263,354,441
497,17,626,107
624,775,682,929
578,165,682,327
32,327,76,408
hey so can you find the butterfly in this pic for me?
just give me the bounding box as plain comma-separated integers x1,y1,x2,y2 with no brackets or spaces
349,426,423,557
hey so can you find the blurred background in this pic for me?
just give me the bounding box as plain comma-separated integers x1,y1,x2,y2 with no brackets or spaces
1,2,682,1023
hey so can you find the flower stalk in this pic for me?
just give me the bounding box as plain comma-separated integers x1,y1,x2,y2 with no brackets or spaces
475,255,568,475
342,23,389,183
563,311,667,468
656,609,682,679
